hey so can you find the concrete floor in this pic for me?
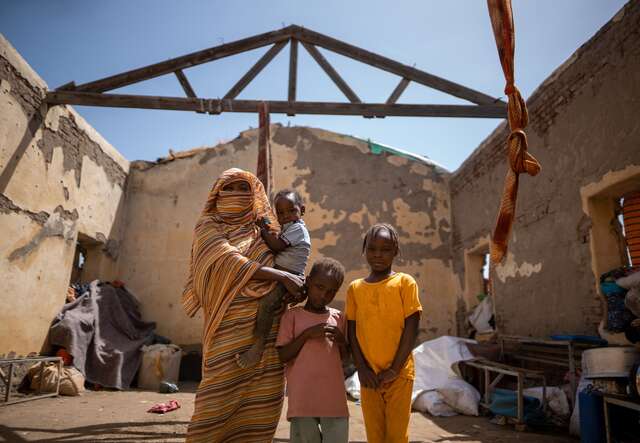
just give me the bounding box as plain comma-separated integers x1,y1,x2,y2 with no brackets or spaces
0,383,576,443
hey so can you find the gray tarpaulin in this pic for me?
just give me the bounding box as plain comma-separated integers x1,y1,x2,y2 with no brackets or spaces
43,281,155,390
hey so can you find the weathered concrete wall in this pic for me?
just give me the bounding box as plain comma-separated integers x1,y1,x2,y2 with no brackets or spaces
5,1,636,355
0,34,129,354
116,126,458,345
450,2,640,337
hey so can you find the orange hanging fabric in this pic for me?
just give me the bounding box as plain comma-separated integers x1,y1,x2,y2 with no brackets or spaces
622,192,640,267
487,0,541,264
257,102,273,196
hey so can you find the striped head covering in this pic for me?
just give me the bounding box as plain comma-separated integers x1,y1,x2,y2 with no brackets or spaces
182,168,279,340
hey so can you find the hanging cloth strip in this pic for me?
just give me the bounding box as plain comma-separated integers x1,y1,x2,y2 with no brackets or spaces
622,192,640,267
487,0,541,264
257,101,273,197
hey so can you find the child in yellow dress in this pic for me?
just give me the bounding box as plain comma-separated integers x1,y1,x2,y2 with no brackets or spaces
346,223,422,443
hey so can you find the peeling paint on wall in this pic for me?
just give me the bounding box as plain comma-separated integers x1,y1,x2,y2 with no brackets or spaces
0,56,43,115
0,193,48,225
450,1,640,337
96,232,120,260
9,210,77,261
273,126,452,270
116,124,458,344
37,114,127,188
3,1,639,352
494,252,543,283
0,35,129,354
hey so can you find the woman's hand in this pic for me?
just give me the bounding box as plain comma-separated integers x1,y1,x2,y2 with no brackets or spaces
279,272,305,298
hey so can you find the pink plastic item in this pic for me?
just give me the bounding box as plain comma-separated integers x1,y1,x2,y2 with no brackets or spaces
147,399,180,414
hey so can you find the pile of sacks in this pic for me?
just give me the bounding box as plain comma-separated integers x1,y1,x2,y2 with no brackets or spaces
27,363,85,396
411,336,481,416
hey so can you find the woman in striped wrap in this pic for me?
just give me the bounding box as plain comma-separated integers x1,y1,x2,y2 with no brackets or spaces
183,168,305,442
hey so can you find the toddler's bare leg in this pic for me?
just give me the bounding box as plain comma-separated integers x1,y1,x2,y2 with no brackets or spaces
236,286,285,368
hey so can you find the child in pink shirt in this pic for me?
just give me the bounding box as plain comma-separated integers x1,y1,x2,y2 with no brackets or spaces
276,258,349,443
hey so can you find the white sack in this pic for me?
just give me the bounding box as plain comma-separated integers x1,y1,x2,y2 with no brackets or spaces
616,270,640,289
345,372,361,400
412,335,476,401
413,390,457,416
523,386,570,417
436,379,481,416
468,295,494,333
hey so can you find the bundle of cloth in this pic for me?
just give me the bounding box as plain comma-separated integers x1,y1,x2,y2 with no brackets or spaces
600,267,640,343
42,280,156,389
616,269,640,343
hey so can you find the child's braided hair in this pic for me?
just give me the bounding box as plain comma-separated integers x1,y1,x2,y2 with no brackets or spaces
362,223,400,254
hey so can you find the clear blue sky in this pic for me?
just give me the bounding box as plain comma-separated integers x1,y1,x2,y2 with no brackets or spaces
1,1,627,170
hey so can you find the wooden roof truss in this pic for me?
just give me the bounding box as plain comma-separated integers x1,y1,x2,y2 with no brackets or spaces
46,25,507,119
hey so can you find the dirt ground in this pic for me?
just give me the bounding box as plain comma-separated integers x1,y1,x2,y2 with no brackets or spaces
0,383,576,443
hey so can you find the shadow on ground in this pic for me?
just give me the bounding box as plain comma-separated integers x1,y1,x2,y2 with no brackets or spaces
0,421,189,442
274,441,426,443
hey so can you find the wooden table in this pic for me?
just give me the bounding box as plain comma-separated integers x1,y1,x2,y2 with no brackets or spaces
499,335,602,408
464,358,547,430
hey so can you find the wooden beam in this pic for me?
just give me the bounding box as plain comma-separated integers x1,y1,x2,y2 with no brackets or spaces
174,69,197,98
56,81,77,91
386,77,410,104
72,26,295,93
288,39,298,113
223,41,287,99
292,26,502,106
58,24,502,108
301,42,361,104
174,69,204,114
46,91,507,118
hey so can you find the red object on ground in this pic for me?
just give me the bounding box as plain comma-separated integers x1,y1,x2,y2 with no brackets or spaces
56,348,73,366
147,400,181,414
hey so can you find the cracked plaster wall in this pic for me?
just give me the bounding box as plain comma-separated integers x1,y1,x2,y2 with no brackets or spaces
3,1,637,356
449,1,640,337
0,34,130,354
117,125,457,345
